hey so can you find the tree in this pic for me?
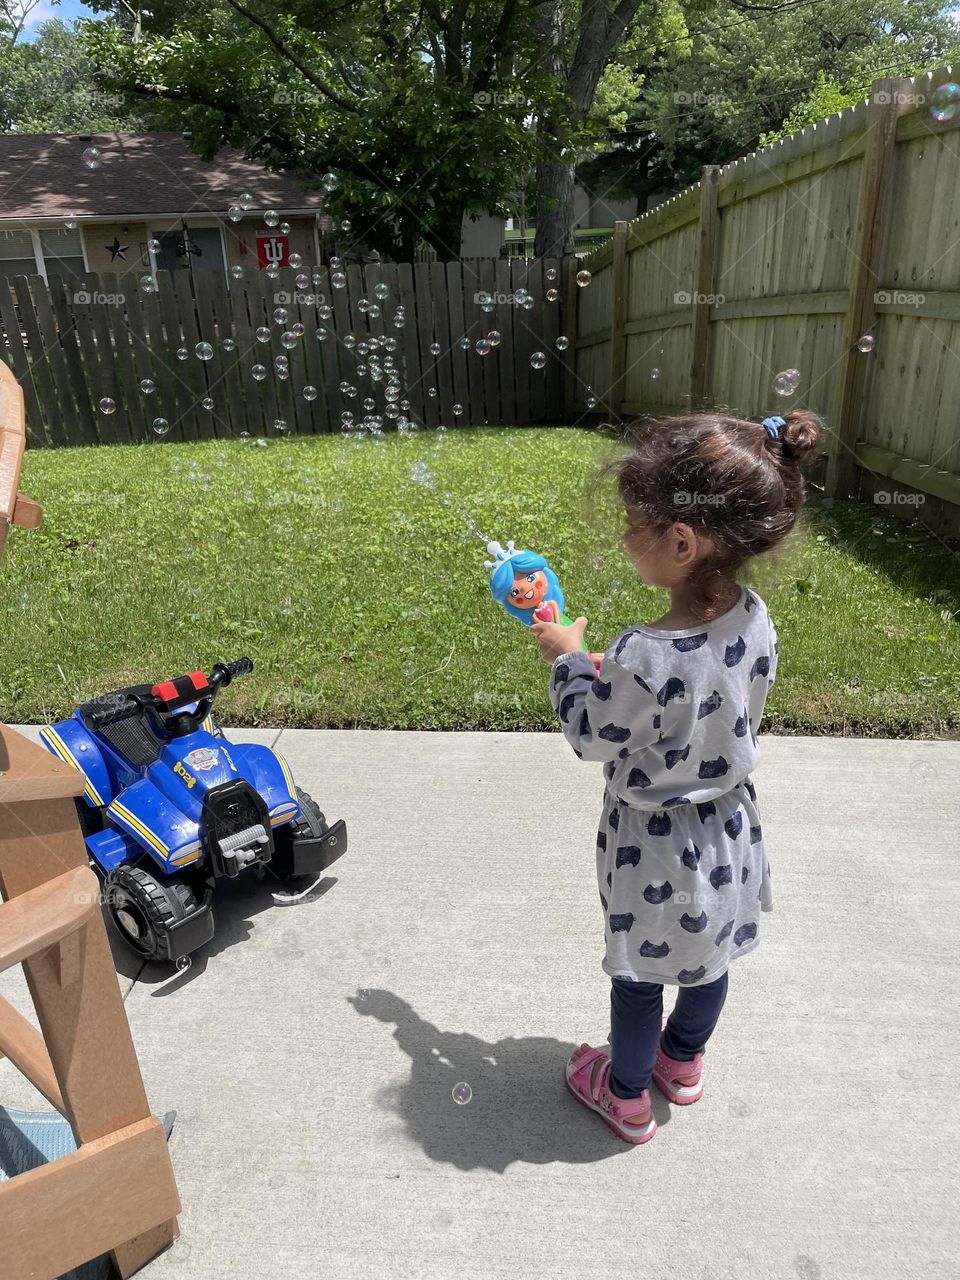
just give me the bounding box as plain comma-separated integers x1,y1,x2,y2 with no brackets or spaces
80,0,571,261
581,0,959,209
0,19,154,133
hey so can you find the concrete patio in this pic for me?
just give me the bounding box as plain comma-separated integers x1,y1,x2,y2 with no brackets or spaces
2,728,958,1279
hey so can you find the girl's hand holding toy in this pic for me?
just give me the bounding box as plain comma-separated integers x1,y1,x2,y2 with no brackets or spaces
483,539,602,670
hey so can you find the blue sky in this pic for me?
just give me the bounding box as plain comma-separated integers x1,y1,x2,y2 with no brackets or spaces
19,0,100,41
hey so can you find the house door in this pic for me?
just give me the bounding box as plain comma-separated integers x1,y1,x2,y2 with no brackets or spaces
152,226,225,273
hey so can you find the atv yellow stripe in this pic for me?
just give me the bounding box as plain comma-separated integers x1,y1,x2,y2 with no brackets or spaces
107,801,169,860
274,752,297,802
171,846,202,866
202,715,216,733
41,728,105,807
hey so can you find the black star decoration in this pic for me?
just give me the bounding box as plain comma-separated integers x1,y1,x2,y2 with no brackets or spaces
105,236,128,261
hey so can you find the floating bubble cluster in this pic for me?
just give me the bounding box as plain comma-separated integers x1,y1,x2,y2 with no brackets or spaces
774,368,801,396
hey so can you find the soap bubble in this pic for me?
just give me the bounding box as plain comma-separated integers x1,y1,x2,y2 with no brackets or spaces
340,219,352,233
295,272,310,289
98,397,116,414
430,342,442,356
530,351,547,369
239,431,251,440
475,338,491,356
266,263,280,279
64,214,78,230
452,1082,473,1105
343,334,357,349
930,82,960,123
82,146,101,170
650,366,661,380
289,252,303,269
586,395,598,409
273,306,288,325
147,237,161,254
546,267,558,281
340,382,357,397
139,378,155,395
487,330,501,346
458,336,471,350
291,322,305,337
275,367,289,380
281,331,299,349
152,417,170,436
316,327,329,342
331,271,347,289
264,210,279,226
576,270,592,287
279,222,291,237
303,385,318,401
427,386,438,397
453,403,463,415
273,418,288,432
222,337,237,352
228,205,244,222
523,296,535,310
230,264,244,280
176,346,189,361
514,288,530,305
139,274,156,293
238,192,254,209
322,172,338,191
357,298,370,314
410,461,436,487
201,396,215,410
256,326,271,343
546,288,559,302
555,335,569,351
251,364,268,381
374,282,389,300
195,341,214,360
857,334,876,353
774,368,801,396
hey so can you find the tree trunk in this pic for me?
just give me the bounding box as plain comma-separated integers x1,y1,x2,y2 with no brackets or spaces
534,0,643,260
534,158,576,258
422,204,466,262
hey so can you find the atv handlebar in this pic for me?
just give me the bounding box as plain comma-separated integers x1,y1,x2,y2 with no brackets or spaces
80,659,254,734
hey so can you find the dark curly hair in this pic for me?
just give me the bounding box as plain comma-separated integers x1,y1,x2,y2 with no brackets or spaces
600,407,822,623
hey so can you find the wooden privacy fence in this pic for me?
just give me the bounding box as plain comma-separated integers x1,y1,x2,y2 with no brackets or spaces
0,258,574,447
568,68,960,536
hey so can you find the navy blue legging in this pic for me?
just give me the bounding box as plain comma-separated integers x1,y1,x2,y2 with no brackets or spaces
608,971,729,1099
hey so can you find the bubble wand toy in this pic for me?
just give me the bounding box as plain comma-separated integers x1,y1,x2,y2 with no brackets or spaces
484,539,599,666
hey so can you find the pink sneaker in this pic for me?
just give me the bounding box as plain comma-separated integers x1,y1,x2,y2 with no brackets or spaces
652,1043,704,1104
564,1043,657,1145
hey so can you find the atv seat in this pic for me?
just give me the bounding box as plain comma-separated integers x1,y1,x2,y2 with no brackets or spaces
78,685,164,769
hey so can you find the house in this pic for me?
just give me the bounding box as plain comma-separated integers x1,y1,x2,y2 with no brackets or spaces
0,132,333,287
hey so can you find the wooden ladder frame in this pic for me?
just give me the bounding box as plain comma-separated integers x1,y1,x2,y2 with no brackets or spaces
0,359,181,1278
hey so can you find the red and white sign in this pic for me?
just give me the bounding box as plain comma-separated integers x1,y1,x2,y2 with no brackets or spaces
256,231,290,269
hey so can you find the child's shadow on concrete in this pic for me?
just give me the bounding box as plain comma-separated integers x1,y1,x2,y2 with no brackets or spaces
347,988,671,1170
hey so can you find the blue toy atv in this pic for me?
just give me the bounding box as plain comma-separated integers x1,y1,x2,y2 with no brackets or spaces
40,658,347,966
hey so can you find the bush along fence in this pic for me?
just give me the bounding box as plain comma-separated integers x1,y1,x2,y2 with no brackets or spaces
0,257,577,448
570,69,960,539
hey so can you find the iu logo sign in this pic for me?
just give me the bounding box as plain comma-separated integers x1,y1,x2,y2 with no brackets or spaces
185,747,219,772
256,232,290,269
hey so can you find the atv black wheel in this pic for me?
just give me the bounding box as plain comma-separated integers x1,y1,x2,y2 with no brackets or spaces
271,787,328,879
105,866,210,963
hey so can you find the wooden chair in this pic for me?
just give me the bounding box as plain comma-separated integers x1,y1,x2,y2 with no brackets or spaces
0,359,181,1278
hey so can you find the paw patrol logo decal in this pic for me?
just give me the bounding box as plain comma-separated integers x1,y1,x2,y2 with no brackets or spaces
185,747,219,772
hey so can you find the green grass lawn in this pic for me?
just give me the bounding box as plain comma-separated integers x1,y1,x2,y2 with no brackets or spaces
2,426,958,735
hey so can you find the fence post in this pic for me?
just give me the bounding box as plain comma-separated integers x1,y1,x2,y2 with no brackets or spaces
826,76,910,499
689,165,721,410
610,221,629,420
562,255,579,417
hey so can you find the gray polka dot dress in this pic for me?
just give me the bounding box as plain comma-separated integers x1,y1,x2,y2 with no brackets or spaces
549,586,777,987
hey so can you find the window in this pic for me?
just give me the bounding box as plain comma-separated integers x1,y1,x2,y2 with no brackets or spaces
0,229,38,281
39,228,85,286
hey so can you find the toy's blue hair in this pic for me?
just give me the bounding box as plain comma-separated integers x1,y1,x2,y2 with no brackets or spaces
489,549,565,625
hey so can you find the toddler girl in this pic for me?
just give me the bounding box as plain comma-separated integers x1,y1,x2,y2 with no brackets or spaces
531,407,821,1144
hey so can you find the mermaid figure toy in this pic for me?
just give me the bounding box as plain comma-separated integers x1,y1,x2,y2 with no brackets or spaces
484,540,596,666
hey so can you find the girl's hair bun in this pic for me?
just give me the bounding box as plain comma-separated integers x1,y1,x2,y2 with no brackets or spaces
777,408,822,465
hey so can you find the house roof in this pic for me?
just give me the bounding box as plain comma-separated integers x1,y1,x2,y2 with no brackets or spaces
0,132,324,222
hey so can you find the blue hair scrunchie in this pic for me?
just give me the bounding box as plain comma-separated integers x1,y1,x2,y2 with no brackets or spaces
762,415,785,440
